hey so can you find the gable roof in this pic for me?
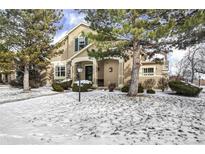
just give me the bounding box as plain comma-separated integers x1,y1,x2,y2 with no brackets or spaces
55,22,90,45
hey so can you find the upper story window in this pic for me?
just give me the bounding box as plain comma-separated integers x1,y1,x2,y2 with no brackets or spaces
143,67,154,76
55,66,65,77
75,36,88,51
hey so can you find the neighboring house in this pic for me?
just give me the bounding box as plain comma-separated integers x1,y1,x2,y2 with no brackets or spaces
0,70,16,84
50,23,169,88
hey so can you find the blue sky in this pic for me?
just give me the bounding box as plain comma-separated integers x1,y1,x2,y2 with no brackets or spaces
54,10,187,76
54,9,85,44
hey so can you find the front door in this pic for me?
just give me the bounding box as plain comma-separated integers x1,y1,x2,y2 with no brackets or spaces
85,66,93,81
0,74,2,83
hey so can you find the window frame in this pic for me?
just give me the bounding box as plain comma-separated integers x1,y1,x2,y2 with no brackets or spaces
142,67,154,76
75,36,88,51
55,65,66,77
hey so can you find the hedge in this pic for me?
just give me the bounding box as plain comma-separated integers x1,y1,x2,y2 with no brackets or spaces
147,89,156,94
72,83,92,92
168,80,202,97
52,83,64,92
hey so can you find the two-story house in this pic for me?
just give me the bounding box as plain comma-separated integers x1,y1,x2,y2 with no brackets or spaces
49,23,169,88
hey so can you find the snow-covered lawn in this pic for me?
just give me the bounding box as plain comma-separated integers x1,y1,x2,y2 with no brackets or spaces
0,90,205,145
201,86,205,93
0,85,58,104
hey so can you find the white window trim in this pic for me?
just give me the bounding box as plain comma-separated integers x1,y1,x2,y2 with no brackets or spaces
55,65,66,77
77,36,86,51
140,66,156,77
52,61,67,79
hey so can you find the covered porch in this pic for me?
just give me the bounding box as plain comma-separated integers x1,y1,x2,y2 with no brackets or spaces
70,57,124,88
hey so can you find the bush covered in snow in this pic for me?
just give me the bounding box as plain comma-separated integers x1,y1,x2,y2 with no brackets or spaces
53,79,72,90
52,83,64,92
72,83,92,92
169,80,202,97
60,80,72,90
74,80,92,86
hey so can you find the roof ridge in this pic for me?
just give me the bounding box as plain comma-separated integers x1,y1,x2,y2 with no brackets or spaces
55,22,90,45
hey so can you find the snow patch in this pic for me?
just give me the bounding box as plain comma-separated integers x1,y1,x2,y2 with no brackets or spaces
0,90,205,144
74,80,92,86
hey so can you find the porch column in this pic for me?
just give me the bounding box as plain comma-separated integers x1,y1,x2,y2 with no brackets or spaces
118,58,124,88
70,65,73,79
93,59,98,88
71,63,77,82
66,63,71,79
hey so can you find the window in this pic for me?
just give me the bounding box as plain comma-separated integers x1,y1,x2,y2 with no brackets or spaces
75,36,88,51
55,66,65,77
143,67,154,76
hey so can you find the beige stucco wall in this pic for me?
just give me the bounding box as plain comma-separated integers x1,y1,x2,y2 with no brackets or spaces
51,41,69,61
51,24,93,62
103,59,119,87
139,63,167,87
123,57,167,87
97,60,104,80
68,25,93,59
75,48,89,58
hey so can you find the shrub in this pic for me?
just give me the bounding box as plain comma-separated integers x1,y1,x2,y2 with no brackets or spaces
72,83,90,92
158,77,168,92
29,80,40,88
108,83,116,92
52,83,64,92
121,83,144,93
59,80,72,90
9,80,23,88
83,83,92,89
168,80,202,97
147,89,156,94
143,79,156,90
138,83,144,93
121,85,129,92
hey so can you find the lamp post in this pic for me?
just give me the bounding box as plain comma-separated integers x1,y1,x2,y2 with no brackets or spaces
77,66,83,102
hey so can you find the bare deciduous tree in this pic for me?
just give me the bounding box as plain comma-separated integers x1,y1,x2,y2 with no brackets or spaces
177,45,205,82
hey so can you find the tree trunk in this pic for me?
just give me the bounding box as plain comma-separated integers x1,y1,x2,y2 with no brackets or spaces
191,69,194,83
128,43,141,96
23,65,30,92
191,61,195,83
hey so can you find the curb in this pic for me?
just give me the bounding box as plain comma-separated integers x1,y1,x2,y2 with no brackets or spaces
0,92,68,105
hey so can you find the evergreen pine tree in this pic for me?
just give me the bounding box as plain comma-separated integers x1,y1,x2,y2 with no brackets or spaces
80,9,205,96
0,10,63,91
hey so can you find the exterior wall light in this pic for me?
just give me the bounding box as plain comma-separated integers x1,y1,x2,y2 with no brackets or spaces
109,67,113,72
